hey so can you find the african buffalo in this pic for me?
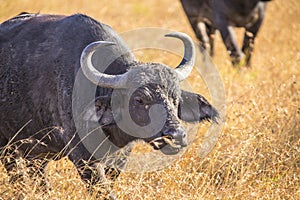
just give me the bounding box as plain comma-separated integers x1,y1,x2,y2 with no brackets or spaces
0,13,218,184
180,0,271,66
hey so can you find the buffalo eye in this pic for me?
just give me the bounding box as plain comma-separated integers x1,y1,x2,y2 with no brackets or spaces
134,96,144,105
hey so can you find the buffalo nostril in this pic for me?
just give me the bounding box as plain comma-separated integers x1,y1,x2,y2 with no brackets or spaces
162,128,177,139
162,127,187,147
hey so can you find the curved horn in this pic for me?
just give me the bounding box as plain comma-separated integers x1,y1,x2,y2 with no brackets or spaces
80,41,128,88
165,32,196,81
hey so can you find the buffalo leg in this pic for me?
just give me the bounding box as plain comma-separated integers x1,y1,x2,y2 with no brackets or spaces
0,142,50,183
242,31,255,67
196,21,212,55
220,26,244,66
188,19,211,54
65,144,104,184
1,145,19,180
0,142,29,183
72,159,117,199
242,9,265,67
207,25,216,56
215,16,244,66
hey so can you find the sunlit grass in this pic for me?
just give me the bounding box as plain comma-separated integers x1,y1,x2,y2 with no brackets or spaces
0,0,300,199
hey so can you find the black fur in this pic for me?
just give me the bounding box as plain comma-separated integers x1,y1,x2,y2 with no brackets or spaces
0,13,218,184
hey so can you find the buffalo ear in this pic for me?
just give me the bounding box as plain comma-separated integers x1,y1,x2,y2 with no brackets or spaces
178,90,219,123
83,96,115,126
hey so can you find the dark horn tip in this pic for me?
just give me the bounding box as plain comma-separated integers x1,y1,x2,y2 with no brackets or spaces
164,33,175,37
164,32,188,38
92,41,116,47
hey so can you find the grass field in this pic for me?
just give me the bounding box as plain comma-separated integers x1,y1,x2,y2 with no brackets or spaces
0,0,300,199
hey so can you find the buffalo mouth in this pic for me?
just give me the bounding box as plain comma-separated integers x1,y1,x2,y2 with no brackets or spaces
149,136,183,155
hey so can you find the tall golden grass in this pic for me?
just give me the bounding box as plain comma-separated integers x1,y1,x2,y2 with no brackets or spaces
0,0,299,199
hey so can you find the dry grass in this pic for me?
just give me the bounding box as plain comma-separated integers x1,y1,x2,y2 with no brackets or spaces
1,0,300,199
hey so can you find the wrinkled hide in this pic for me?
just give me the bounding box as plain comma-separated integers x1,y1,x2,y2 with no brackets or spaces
0,13,218,185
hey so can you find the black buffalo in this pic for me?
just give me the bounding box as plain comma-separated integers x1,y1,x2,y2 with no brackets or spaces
0,13,218,183
180,0,271,66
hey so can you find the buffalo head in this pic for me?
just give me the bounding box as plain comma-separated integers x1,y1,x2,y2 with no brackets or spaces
81,32,219,155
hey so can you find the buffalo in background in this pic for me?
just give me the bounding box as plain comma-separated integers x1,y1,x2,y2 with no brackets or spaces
180,0,271,66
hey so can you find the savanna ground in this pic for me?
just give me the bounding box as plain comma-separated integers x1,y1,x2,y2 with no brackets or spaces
0,0,299,199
